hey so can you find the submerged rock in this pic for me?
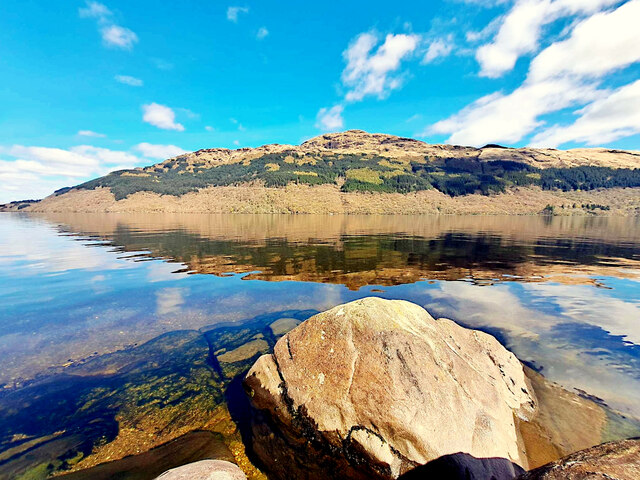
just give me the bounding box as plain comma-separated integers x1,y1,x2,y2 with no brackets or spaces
517,438,640,479
243,297,538,479
155,459,247,479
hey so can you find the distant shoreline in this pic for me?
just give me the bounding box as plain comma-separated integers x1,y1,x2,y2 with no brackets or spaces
5,184,639,216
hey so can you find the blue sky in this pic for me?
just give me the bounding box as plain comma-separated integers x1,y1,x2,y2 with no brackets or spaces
1,0,639,202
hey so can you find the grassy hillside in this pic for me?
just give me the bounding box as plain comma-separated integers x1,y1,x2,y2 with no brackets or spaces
77,150,640,201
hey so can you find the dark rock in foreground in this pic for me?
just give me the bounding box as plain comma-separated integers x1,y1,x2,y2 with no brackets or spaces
243,298,537,479
517,438,640,479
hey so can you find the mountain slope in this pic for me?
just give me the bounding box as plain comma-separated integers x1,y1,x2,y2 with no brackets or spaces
12,131,640,215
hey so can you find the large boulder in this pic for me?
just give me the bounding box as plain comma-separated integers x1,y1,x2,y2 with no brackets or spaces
243,297,538,479
155,460,247,480
517,438,640,479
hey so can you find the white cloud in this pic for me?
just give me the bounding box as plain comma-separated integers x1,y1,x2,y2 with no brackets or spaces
0,159,88,179
205,126,215,132
142,103,185,131
530,79,640,147
315,105,344,131
528,0,640,82
476,0,619,78
79,1,138,50
79,1,111,19
423,36,454,64
6,145,98,169
466,17,502,43
2,145,139,171
115,74,143,86
457,0,510,5
256,26,269,40
342,32,420,102
0,144,144,202
227,6,249,22
71,145,139,165
428,0,640,146
101,25,138,49
135,143,187,159
315,30,423,135
428,77,600,145
233,140,240,146
78,130,106,138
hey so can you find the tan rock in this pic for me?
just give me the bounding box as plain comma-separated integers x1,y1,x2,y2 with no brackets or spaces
243,297,538,479
155,459,247,480
517,438,640,480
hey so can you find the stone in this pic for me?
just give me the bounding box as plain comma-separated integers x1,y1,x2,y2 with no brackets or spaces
243,297,538,479
155,459,247,480
517,438,640,480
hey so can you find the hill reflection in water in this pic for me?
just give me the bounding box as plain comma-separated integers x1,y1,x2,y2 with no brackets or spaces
0,213,639,479
38,213,640,289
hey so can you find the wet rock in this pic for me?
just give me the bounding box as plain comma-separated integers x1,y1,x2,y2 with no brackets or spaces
243,297,537,479
517,438,640,480
155,459,247,479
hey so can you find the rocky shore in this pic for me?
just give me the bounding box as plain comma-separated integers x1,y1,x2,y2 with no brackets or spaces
239,298,640,480
48,297,639,480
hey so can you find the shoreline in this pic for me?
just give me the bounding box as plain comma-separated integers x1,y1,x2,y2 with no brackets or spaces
4,185,640,216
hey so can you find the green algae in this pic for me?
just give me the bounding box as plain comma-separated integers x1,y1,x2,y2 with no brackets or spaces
0,310,315,479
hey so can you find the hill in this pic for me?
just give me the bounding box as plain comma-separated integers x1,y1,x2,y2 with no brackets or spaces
7,131,640,215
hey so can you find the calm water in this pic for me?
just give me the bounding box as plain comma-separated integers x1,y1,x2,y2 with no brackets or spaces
1,213,639,478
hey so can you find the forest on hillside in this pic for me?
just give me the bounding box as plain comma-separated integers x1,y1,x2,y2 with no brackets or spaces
75,151,640,200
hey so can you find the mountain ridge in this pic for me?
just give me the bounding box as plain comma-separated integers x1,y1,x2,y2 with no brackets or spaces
3,130,640,215
150,130,640,171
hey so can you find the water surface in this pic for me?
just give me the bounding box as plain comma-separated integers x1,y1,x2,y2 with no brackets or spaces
1,213,639,478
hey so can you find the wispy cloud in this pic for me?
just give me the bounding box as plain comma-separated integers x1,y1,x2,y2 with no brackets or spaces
0,144,142,202
475,0,619,78
428,78,600,145
71,145,140,165
227,6,249,22
427,0,640,146
422,35,454,64
142,103,185,131
315,105,344,131
315,30,421,131
79,1,138,50
256,26,269,40
77,130,106,138
114,74,143,86
101,25,137,49
134,142,187,159
78,1,111,19
342,32,420,102
530,79,640,147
